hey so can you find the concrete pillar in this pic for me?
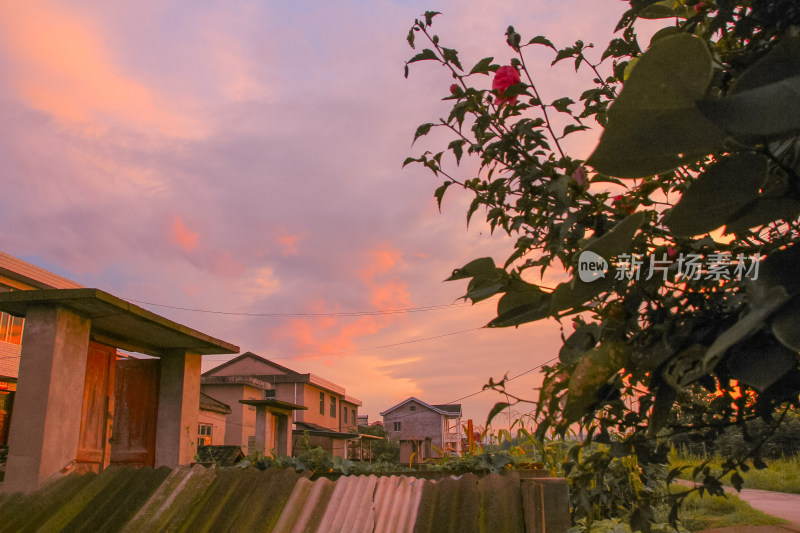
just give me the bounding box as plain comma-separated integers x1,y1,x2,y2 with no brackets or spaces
154,349,201,468
253,406,268,456
275,413,289,456
4,306,91,493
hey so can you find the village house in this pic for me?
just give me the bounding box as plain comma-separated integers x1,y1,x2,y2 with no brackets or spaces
381,397,462,464
201,352,361,458
0,251,239,492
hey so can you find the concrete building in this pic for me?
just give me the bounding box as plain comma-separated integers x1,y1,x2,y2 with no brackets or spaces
381,397,462,464
0,251,239,492
202,352,361,458
0,252,83,445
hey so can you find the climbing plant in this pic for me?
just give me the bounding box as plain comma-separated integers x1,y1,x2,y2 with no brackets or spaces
404,1,800,529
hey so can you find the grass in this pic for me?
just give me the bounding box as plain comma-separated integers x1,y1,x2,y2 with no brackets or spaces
671,486,789,532
669,449,800,494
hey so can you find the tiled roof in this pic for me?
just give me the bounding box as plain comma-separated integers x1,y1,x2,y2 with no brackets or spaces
294,421,359,439
0,466,569,532
195,445,244,466
199,392,232,414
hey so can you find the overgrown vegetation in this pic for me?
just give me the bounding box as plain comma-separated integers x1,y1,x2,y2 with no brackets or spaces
404,0,800,530
670,449,800,494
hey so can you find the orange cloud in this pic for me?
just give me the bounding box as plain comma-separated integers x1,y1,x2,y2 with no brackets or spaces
0,2,201,137
277,233,301,257
271,243,412,360
170,215,199,253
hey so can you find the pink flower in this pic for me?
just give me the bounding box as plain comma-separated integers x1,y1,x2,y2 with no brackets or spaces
694,2,708,13
492,66,521,106
450,83,460,95
572,166,589,188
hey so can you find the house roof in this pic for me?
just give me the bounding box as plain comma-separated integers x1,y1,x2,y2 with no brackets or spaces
0,466,560,532
204,351,353,397
199,392,232,414
202,351,301,378
195,445,244,466
0,289,239,357
0,251,84,290
380,397,462,417
239,399,307,411
293,421,359,439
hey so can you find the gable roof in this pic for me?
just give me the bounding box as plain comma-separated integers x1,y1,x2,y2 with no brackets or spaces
379,397,461,417
202,351,301,377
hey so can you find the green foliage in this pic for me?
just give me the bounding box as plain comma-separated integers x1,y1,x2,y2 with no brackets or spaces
404,1,800,530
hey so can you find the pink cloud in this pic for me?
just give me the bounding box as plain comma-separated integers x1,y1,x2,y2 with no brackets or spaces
170,215,199,253
277,232,301,257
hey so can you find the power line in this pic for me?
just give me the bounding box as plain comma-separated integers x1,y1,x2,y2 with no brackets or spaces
204,326,485,361
126,298,483,318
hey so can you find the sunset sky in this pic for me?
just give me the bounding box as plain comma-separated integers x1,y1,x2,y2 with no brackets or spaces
0,1,633,426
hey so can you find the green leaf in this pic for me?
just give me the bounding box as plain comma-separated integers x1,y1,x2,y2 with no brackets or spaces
725,197,800,235
488,283,552,327
638,1,675,19
528,35,556,50
726,334,798,392
587,34,725,178
469,56,497,75
466,276,505,302
551,47,576,66
413,122,434,143
407,28,416,49
442,48,463,71
551,97,574,113
732,36,800,94
664,153,768,237
699,76,800,142
447,139,465,165
423,11,440,26
649,26,681,47
551,212,647,313
402,156,419,168
486,402,511,426
731,472,744,491
408,48,438,64
433,181,452,210
564,343,627,422
772,296,800,351
447,257,497,281
562,124,589,137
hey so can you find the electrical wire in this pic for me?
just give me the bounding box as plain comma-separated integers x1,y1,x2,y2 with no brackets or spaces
126,298,483,317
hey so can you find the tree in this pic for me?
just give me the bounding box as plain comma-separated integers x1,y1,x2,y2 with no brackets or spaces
404,1,800,529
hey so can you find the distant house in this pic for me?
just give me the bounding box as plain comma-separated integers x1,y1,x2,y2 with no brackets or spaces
201,352,361,458
198,392,232,446
380,397,462,464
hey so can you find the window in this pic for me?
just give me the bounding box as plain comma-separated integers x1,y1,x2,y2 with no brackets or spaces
409,405,416,411
198,423,213,446
320,392,325,415
330,396,337,418
344,408,348,424
393,422,401,431
247,435,256,455
352,409,356,424
0,313,24,345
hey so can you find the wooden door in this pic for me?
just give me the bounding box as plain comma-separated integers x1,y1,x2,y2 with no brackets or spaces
76,342,117,471
110,358,160,467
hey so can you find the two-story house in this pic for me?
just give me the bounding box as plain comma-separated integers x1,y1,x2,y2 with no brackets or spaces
380,397,462,464
201,352,361,457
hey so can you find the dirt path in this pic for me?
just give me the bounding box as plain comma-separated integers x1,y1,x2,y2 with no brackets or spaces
724,486,800,529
